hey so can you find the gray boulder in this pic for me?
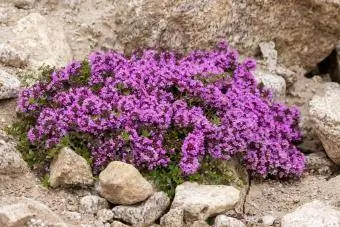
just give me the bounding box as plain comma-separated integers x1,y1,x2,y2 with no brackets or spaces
0,139,27,175
112,192,170,227
310,83,340,164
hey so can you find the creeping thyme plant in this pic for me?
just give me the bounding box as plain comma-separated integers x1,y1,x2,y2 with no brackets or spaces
9,42,305,194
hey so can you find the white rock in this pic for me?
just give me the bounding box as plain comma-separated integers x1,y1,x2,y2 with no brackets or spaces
281,200,340,227
259,41,277,72
97,209,114,223
63,211,81,221
255,70,286,101
79,195,109,215
0,43,27,67
309,83,340,164
261,215,275,226
111,221,129,227
98,161,153,205
160,208,184,227
0,197,67,227
214,215,245,227
11,13,72,68
49,147,93,188
0,69,21,100
0,139,27,175
112,191,170,226
171,182,240,223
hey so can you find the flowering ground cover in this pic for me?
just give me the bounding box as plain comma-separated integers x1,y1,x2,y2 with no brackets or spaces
9,42,305,193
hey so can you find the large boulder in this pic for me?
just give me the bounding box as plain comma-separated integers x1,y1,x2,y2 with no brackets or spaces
171,182,240,223
111,191,170,226
49,147,94,188
309,83,340,164
71,0,340,70
281,200,340,227
0,69,20,100
0,139,27,175
97,161,153,205
0,197,67,227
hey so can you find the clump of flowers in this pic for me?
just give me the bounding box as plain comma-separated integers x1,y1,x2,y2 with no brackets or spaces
16,42,305,178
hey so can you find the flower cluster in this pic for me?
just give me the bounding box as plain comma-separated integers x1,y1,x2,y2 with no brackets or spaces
18,42,305,177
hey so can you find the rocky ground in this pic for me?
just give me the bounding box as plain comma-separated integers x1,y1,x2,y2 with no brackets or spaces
1,0,340,227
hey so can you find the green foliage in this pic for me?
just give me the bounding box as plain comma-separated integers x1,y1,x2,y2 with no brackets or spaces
145,156,246,197
41,174,51,188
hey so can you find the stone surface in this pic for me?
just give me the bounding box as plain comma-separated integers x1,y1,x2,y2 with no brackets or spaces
276,66,297,88
111,191,170,226
67,0,340,70
0,69,21,100
309,83,340,164
306,152,336,175
0,43,27,67
97,209,114,223
259,41,277,72
214,215,246,227
0,197,67,227
160,208,184,227
98,161,153,205
261,215,275,226
171,182,240,223
191,220,210,227
0,139,27,175
12,0,36,9
281,200,340,227
49,147,94,188
0,12,72,68
111,221,129,227
79,195,109,215
255,70,286,101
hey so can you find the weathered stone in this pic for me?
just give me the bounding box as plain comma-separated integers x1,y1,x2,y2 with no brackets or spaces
261,215,275,226
171,182,240,223
0,197,66,227
112,192,170,227
160,208,184,227
49,147,93,188
71,0,340,71
254,70,286,101
259,41,277,72
0,69,20,100
9,13,72,68
98,161,153,205
309,83,340,164
306,152,336,175
97,209,114,223
79,195,109,215
191,220,210,227
0,139,27,175
276,66,297,88
0,43,27,68
213,215,245,227
111,221,129,227
12,0,35,9
281,200,340,227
